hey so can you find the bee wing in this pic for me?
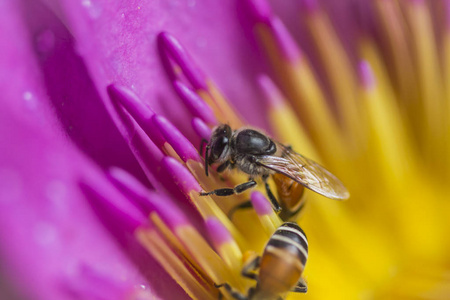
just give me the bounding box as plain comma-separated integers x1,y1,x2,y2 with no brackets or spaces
256,146,350,200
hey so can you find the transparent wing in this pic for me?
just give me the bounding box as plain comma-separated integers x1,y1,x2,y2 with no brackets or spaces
256,144,350,200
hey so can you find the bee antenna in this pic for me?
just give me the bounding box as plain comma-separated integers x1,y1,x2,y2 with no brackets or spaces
204,145,210,176
199,139,208,156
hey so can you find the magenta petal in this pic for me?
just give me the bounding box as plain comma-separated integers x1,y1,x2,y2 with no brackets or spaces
52,0,272,129
18,0,145,178
0,1,191,299
61,264,146,300
0,2,161,299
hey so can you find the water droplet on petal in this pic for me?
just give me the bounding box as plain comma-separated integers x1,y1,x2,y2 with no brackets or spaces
23,91,38,110
132,285,154,300
82,0,102,19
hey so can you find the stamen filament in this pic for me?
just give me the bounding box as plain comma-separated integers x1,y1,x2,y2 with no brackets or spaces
250,191,282,236
405,0,446,161
198,86,244,128
175,225,243,290
246,3,348,164
188,191,248,250
206,217,243,273
302,1,361,142
374,0,418,112
358,61,415,183
258,74,319,161
136,228,216,300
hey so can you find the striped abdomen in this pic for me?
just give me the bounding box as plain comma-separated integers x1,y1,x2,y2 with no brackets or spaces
255,223,308,299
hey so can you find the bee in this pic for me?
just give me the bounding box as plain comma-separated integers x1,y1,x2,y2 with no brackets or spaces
200,124,349,219
215,222,308,300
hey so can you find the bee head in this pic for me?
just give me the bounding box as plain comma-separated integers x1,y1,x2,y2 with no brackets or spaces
208,124,232,165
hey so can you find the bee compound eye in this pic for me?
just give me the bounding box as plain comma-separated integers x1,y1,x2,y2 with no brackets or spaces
211,136,229,160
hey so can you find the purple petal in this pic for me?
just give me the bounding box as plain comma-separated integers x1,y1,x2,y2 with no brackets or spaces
52,0,272,129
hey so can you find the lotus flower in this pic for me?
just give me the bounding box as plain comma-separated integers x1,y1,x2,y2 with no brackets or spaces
2,0,450,299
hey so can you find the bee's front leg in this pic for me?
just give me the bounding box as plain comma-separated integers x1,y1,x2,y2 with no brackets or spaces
200,180,257,197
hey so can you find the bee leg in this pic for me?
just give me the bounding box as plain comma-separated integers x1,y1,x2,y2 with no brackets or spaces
291,277,308,293
262,175,281,212
241,256,260,280
247,287,256,299
204,145,210,176
227,201,254,220
200,180,257,197
214,283,247,300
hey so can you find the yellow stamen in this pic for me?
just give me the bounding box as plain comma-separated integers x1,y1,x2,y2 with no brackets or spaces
360,63,415,183
374,0,419,113
215,241,243,275
266,89,320,161
175,225,243,290
358,37,448,262
163,143,183,163
255,24,347,165
304,9,361,144
188,190,248,250
186,159,269,251
255,213,282,238
405,0,446,161
136,228,216,300
198,83,244,128
442,19,450,178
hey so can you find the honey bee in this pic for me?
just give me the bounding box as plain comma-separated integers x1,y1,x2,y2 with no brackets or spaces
200,124,349,219
215,222,308,300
